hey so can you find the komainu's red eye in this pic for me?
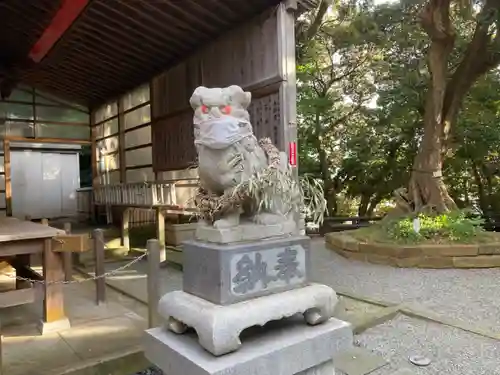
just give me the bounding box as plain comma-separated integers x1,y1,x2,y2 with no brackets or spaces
201,105,209,114
220,105,231,114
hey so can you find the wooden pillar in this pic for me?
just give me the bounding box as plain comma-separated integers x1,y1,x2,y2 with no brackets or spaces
118,99,126,184
90,114,98,223
32,87,37,139
42,238,67,326
93,229,106,305
63,223,72,282
3,140,11,217
0,320,3,375
121,207,130,250
155,207,166,262
147,239,161,328
277,1,300,230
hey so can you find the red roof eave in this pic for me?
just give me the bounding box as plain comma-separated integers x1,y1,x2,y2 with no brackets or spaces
28,0,89,63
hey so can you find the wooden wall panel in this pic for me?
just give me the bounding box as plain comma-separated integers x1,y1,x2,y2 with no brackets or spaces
248,92,281,146
151,9,282,173
201,11,279,88
96,136,119,154
125,147,152,167
125,126,151,148
152,111,196,172
126,167,155,183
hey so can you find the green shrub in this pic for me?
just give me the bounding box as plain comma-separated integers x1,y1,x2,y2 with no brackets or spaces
384,210,485,244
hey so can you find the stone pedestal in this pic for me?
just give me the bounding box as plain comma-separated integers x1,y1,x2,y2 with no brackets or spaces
160,284,337,356
144,316,352,375
145,232,353,374
182,236,311,305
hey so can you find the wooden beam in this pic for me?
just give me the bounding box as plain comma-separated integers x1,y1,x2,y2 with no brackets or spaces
3,140,11,217
5,118,89,127
28,0,90,63
0,289,35,309
5,136,90,145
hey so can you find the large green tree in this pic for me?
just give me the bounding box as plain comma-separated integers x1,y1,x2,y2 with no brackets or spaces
405,0,500,213
297,0,500,219
297,2,378,214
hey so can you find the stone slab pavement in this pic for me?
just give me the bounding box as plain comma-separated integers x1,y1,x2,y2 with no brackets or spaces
0,272,151,375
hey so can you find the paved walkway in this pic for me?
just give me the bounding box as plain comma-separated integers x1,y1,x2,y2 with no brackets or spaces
1,273,150,375
87,238,500,375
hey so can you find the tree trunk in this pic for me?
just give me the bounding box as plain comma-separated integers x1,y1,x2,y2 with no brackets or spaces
472,162,488,215
406,0,457,214
408,45,457,212
358,194,371,217
407,0,500,214
367,194,382,216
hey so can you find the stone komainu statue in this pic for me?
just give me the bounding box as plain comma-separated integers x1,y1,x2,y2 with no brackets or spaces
190,85,298,230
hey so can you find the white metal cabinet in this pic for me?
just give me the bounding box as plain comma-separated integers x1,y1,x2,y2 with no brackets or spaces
11,151,80,219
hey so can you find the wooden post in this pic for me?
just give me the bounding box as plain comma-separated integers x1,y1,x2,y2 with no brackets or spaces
277,2,300,230
155,207,166,262
147,239,161,328
90,113,98,224
118,99,126,184
92,229,106,305
3,139,11,217
42,238,66,325
121,208,130,251
41,218,48,226
0,320,3,375
63,223,72,282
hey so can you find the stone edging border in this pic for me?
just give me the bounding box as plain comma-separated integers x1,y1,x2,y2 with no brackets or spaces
325,232,500,268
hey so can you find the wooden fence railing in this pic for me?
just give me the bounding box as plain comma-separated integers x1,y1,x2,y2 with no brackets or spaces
93,179,198,209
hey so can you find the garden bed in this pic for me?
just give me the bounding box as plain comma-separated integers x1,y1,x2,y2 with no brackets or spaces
325,231,500,268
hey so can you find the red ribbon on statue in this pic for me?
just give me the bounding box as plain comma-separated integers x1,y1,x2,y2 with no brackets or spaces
289,142,297,167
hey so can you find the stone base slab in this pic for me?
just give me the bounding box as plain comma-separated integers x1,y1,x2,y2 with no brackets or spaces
195,220,296,244
144,316,352,375
38,318,71,335
183,236,311,305
158,283,338,356
326,232,500,269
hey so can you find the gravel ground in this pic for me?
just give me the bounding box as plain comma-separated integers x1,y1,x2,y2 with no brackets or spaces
355,315,500,375
310,240,500,335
